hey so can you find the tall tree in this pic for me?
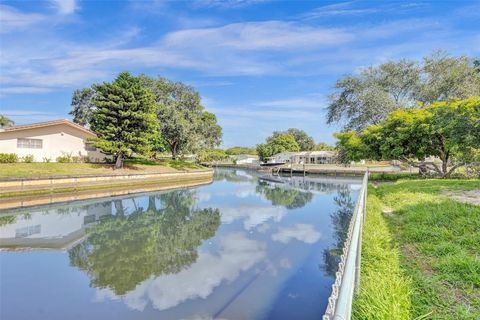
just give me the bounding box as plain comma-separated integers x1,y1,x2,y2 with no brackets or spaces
315,142,336,151
69,87,95,127
90,72,158,169
327,52,480,131
417,51,480,103
335,98,480,177
0,115,14,128
272,128,315,151
140,76,222,159
225,146,257,155
256,133,300,162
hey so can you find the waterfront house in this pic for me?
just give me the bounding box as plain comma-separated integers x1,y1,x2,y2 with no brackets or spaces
266,151,296,164
290,151,337,164
267,151,337,164
231,154,259,164
0,119,106,162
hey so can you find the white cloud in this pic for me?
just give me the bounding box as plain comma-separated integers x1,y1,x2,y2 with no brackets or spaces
194,0,271,9
0,86,53,94
164,21,352,51
50,0,78,15
218,203,287,230
0,5,46,32
302,2,378,19
272,224,321,244
255,95,324,109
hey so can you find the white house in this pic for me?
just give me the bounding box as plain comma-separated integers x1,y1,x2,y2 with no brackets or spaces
290,151,337,164
266,151,296,164
0,119,106,162
231,154,259,164
266,151,337,164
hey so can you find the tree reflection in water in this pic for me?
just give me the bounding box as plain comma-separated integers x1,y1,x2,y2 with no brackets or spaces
256,180,314,209
322,185,355,277
69,190,221,296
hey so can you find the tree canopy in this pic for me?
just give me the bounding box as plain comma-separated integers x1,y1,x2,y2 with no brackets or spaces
272,128,315,151
256,133,300,162
69,73,223,162
327,51,480,131
90,72,158,168
140,75,222,159
69,87,95,127
334,97,480,177
225,146,257,155
197,148,228,163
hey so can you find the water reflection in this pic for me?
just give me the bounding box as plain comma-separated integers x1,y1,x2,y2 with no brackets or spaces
322,186,356,277
69,190,221,295
0,169,361,320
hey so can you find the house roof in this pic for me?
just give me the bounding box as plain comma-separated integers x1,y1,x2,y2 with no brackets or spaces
0,119,96,136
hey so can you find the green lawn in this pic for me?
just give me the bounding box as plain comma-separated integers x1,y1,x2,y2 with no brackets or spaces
354,179,480,319
0,160,205,178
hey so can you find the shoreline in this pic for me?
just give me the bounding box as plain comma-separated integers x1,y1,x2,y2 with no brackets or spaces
0,170,213,211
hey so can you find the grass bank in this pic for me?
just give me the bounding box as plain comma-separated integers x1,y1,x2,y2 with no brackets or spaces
0,159,204,178
354,179,480,319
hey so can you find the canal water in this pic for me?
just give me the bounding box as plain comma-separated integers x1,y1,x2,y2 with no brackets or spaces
0,168,361,320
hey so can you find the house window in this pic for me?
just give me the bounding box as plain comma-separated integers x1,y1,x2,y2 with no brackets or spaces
17,138,42,149
85,142,96,151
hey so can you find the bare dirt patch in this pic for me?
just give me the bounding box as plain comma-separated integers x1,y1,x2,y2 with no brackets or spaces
442,189,480,206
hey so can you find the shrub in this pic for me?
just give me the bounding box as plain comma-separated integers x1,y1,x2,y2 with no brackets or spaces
56,152,73,163
22,155,34,163
43,157,52,163
82,156,91,163
71,156,81,163
0,153,18,163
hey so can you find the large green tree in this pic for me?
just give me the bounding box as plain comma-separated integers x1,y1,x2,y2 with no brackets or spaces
272,128,315,151
335,98,480,177
69,87,95,127
140,76,222,159
225,146,257,155
256,133,300,162
327,52,480,131
0,115,14,128
90,72,158,168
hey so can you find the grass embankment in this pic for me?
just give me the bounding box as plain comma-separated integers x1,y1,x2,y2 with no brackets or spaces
354,179,480,320
0,159,204,178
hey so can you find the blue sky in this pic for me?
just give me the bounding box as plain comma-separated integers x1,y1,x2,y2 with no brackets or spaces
0,0,479,147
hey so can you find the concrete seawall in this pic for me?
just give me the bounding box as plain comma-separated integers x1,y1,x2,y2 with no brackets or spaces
0,169,213,210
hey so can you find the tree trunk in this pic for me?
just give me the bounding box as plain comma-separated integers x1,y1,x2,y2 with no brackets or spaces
115,152,124,169
419,161,427,177
171,142,177,160
441,159,448,178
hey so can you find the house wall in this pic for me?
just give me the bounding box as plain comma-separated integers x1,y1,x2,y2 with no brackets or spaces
236,156,259,164
0,124,106,162
271,153,293,163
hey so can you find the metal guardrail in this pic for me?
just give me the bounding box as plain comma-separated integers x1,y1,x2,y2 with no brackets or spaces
323,171,368,320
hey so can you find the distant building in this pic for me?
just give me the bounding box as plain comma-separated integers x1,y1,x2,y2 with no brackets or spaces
0,119,106,162
266,151,337,164
266,151,296,164
231,154,259,164
290,151,337,164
